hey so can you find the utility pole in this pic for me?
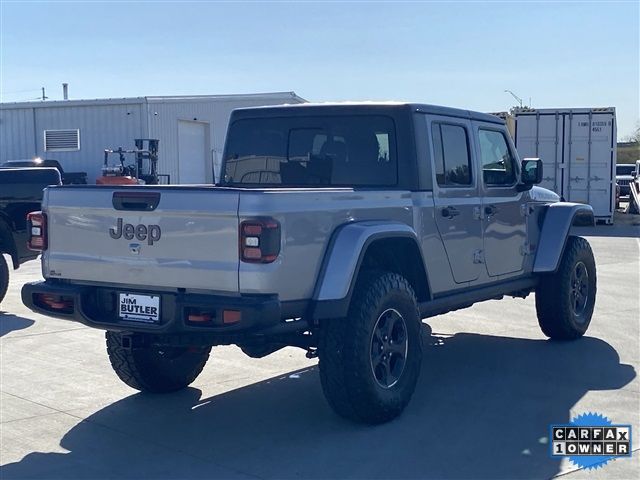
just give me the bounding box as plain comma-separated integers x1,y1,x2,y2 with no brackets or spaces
41,87,48,101
504,89,523,108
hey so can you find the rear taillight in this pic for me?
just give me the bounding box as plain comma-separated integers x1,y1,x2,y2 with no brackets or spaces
240,218,281,263
27,211,47,251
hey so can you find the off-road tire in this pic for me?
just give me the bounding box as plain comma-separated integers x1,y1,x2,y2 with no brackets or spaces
318,271,422,424
106,332,211,393
0,254,9,305
535,236,597,340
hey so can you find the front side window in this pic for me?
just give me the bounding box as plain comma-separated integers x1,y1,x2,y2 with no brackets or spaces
222,115,397,187
479,129,516,186
431,123,472,186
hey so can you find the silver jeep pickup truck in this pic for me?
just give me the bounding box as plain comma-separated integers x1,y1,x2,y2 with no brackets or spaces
22,103,597,424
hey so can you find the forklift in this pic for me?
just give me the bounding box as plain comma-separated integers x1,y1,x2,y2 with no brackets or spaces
97,139,169,185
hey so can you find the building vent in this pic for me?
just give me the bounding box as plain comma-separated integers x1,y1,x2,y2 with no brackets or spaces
44,129,80,151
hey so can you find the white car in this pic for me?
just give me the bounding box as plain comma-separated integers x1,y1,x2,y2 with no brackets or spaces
616,163,635,197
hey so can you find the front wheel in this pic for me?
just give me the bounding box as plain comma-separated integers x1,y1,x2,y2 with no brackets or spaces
106,332,211,393
318,271,422,424
535,236,597,340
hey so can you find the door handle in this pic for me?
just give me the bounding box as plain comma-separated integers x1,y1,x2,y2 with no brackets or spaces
441,206,460,219
484,205,498,216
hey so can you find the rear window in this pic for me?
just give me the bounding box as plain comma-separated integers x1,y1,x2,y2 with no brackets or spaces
222,115,397,187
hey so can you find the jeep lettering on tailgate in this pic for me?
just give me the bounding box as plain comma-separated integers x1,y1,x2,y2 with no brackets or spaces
109,218,161,245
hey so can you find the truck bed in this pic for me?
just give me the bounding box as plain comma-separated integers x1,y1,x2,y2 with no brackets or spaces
42,185,419,302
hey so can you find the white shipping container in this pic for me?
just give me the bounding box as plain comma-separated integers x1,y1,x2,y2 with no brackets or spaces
513,107,616,224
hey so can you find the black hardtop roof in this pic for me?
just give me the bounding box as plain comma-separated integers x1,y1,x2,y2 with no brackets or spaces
231,102,504,125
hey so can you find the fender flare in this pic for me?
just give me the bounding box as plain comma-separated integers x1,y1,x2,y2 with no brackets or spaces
311,221,425,319
533,202,594,273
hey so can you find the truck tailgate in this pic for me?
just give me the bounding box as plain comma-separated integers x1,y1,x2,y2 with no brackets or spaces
43,187,240,293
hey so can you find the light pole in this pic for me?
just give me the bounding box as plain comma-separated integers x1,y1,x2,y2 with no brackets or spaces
504,89,523,108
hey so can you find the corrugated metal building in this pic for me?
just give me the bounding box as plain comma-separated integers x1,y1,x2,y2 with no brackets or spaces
0,92,305,183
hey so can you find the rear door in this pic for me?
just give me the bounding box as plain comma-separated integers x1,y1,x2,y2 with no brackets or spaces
428,116,483,284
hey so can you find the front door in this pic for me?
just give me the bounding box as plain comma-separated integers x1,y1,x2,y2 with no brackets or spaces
429,117,483,284
474,123,526,277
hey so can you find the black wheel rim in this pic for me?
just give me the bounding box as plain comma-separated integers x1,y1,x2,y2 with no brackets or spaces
571,261,589,319
370,308,408,389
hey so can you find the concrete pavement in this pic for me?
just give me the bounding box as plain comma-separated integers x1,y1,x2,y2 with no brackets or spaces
1,228,638,479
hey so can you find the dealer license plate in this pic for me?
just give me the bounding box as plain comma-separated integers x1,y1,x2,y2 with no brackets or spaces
119,293,160,323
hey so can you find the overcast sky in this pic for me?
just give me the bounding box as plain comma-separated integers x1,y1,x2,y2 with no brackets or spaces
1,0,638,139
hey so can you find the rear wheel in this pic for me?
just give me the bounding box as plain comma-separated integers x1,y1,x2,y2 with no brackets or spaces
106,332,211,393
535,236,597,340
318,271,422,424
0,254,9,305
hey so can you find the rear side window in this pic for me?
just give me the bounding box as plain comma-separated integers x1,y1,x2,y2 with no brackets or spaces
223,115,397,187
478,129,516,186
431,123,472,186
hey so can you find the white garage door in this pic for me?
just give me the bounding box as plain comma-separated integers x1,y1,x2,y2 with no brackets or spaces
178,121,208,184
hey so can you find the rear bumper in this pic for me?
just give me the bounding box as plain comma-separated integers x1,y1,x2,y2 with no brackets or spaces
21,280,284,337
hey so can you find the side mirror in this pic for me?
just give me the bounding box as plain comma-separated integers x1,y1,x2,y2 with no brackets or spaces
517,158,543,191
